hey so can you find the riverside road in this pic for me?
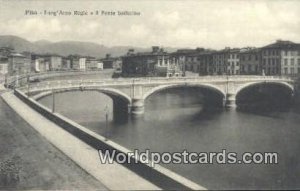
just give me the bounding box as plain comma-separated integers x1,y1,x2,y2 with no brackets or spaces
0,97,107,190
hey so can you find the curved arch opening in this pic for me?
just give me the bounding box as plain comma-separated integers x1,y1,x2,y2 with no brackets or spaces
236,82,294,111
143,85,225,120
36,88,130,122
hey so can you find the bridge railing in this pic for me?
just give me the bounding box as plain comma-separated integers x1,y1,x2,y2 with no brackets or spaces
4,70,108,88
17,75,293,93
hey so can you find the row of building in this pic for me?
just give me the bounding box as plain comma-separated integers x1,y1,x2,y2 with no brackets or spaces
121,40,300,77
0,47,121,76
1,40,300,77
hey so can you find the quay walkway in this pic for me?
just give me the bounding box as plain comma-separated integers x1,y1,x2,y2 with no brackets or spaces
1,91,161,190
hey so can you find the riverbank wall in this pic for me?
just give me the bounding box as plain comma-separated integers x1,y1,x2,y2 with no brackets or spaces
13,89,205,190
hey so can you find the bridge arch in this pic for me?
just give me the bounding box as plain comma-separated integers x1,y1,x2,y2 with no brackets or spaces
33,87,131,104
32,87,131,117
235,81,294,109
142,83,226,101
235,81,294,96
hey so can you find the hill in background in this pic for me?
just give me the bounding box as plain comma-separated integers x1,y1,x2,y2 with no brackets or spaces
0,35,180,58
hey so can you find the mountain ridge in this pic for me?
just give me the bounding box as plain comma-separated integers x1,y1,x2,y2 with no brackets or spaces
0,35,180,58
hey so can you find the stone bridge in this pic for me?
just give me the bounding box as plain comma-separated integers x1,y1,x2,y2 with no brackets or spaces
17,76,295,115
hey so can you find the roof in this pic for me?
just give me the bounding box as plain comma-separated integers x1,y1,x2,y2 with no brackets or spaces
261,40,300,49
32,53,63,58
186,50,216,57
123,51,169,58
212,48,240,54
9,53,26,58
240,48,261,54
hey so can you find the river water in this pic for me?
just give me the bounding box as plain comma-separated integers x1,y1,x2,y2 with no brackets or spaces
39,87,300,190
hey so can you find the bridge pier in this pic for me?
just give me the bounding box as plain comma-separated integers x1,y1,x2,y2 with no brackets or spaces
224,93,237,108
129,98,145,116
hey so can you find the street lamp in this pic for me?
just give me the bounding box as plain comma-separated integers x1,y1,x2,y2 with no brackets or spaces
104,105,109,141
52,89,55,113
27,73,30,97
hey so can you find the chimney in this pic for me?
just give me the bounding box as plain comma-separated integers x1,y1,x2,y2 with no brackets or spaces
106,54,111,58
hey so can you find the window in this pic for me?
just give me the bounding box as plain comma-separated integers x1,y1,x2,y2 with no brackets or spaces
285,50,288,56
291,51,295,56
236,62,239,66
298,58,300,65
284,58,288,65
291,58,295,65
284,68,288,74
291,68,295,74
298,68,300,73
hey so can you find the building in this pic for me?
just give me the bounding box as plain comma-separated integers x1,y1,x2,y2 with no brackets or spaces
227,48,241,75
212,49,228,75
240,48,261,75
31,54,62,72
101,54,115,69
112,58,122,69
62,57,71,70
97,62,104,70
49,55,62,70
122,46,182,77
86,57,99,70
34,57,49,72
261,40,300,75
8,53,31,75
67,55,81,70
212,48,240,75
0,47,14,57
79,57,86,70
170,49,197,76
183,48,214,75
0,56,8,74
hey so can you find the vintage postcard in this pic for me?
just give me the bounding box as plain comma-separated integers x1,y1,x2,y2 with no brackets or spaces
0,0,299,190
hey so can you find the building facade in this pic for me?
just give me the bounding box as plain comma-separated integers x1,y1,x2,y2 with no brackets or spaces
240,48,261,75
122,46,182,77
79,57,86,70
0,56,8,74
261,40,300,75
211,48,241,75
101,54,114,69
8,53,31,75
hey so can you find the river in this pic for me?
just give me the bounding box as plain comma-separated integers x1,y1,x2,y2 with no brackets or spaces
39,87,300,190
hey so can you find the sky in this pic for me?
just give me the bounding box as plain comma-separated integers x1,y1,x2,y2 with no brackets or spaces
0,0,299,49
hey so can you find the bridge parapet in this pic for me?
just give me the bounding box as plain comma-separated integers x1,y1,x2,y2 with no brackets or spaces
16,75,294,115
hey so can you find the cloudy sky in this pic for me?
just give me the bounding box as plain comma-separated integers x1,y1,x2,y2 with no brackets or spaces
0,0,299,49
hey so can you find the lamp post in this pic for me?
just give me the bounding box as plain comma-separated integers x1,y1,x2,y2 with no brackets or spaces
104,105,109,141
27,73,30,97
52,89,55,113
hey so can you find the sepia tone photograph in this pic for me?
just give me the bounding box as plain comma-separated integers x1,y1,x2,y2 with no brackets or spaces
0,0,300,190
